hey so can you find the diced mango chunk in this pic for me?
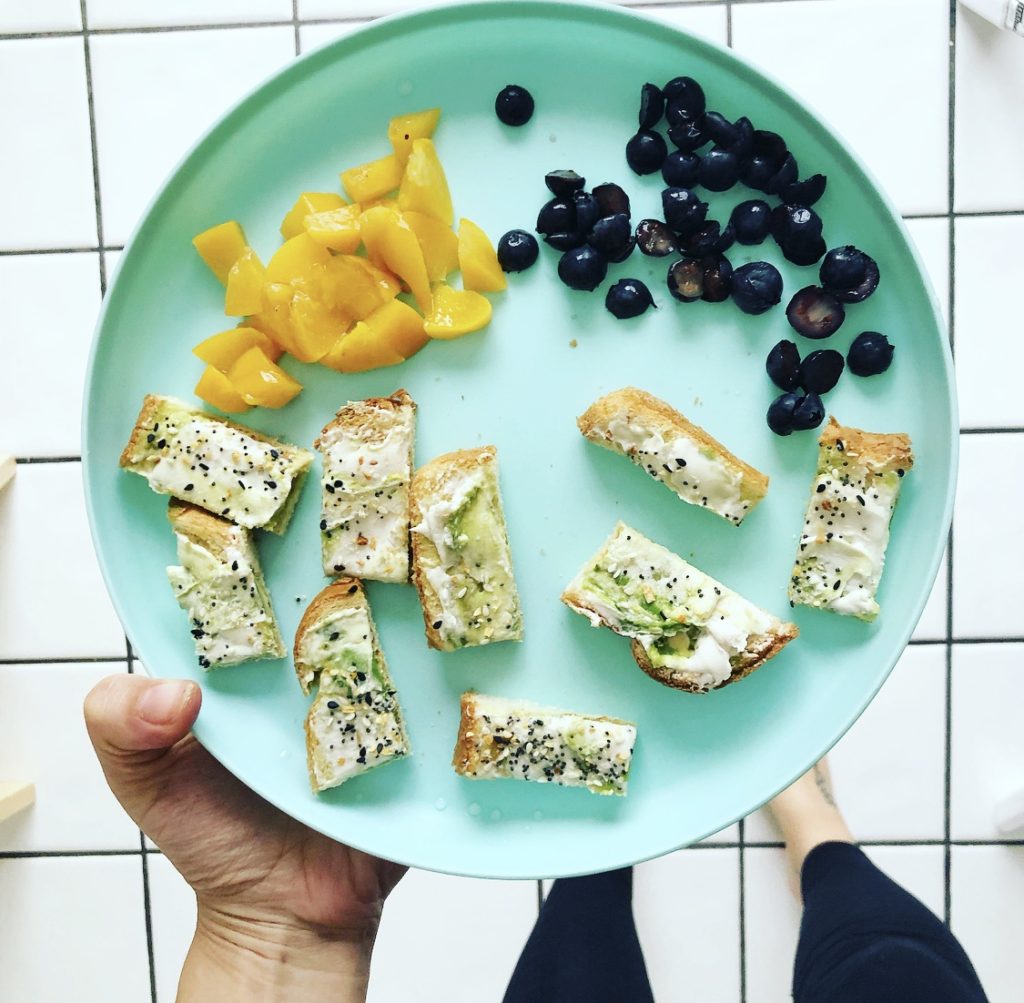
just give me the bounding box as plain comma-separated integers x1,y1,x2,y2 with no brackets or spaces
290,289,350,362
193,221,248,284
359,207,432,312
320,255,400,319
424,284,492,339
404,210,459,283
280,192,346,240
265,233,331,286
224,248,267,316
398,139,453,225
388,108,441,166
363,299,429,360
458,218,507,293
195,365,251,413
249,283,297,355
228,346,302,408
303,205,362,253
320,321,405,373
341,154,403,204
194,326,282,372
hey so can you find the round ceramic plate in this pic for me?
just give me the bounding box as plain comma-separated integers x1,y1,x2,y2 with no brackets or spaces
83,0,955,879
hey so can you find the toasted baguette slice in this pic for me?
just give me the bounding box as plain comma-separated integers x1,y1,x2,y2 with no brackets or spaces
788,418,914,622
562,522,797,693
298,581,410,792
165,501,284,668
453,692,636,797
120,394,313,533
577,387,768,525
410,446,523,651
314,389,415,583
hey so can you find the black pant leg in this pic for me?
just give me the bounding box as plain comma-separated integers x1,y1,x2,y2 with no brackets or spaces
793,841,989,1003
503,867,655,1003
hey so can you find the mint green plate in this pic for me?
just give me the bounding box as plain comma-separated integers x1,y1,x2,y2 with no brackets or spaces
83,0,954,879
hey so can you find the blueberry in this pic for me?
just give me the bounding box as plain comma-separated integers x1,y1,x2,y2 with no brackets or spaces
665,100,699,128
626,130,668,175
635,218,678,257
791,393,826,431
702,111,737,148
679,221,727,258
728,116,754,160
779,173,827,207
701,255,733,302
558,245,608,292
781,231,827,267
606,278,654,319
587,213,632,256
573,191,601,234
606,236,637,263
495,84,534,126
668,119,708,152
770,203,823,246
698,146,740,192
496,230,539,272
786,286,845,339
544,232,585,251
639,83,665,129
740,153,778,193
661,187,709,235
752,129,788,162
767,392,800,436
731,261,783,315
730,199,772,245
545,170,585,199
717,223,736,254
847,331,893,376
766,339,802,391
820,246,880,303
768,152,799,195
662,76,705,119
662,150,701,188
666,257,705,302
536,198,574,236
800,349,844,393
592,182,631,218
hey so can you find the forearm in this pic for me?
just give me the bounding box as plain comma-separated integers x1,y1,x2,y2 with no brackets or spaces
177,908,375,1002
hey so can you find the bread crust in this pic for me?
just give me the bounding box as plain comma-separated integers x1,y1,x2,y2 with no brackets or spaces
818,417,914,475
577,387,769,510
409,446,497,651
293,579,374,694
452,692,483,775
167,499,245,558
313,388,415,451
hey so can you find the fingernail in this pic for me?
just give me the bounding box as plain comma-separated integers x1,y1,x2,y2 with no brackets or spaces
138,681,191,725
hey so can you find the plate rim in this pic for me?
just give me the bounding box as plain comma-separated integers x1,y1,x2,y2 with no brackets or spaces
81,0,958,878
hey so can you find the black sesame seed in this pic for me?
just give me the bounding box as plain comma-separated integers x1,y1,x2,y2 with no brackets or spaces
183,483,194,491
432,620,443,629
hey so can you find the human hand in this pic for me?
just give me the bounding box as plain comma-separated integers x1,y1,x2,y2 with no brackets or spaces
84,673,405,1001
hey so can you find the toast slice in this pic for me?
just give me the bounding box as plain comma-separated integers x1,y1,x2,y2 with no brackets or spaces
120,394,313,533
577,387,768,525
788,418,914,621
410,446,523,651
298,581,410,792
165,500,284,668
314,389,415,583
452,692,636,797
562,522,797,693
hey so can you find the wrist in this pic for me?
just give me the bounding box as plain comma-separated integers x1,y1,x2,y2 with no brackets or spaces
177,904,376,1002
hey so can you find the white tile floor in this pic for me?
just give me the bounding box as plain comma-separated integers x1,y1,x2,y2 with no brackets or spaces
2,2,1022,1001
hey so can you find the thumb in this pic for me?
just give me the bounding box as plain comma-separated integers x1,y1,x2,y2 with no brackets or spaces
84,674,201,822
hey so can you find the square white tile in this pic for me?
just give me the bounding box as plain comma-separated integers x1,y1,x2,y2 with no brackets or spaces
635,847,740,1002
951,642,1024,840
298,19,368,54
745,844,946,1003
0,463,126,659
0,0,81,32
951,844,1024,1002
952,433,1024,637
745,643,947,842
954,215,1024,428
954,7,1024,213
640,4,729,46
1,253,101,457
0,855,150,1002
913,543,949,641
903,215,951,329
368,870,537,1002
148,853,197,1003
732,0,949,215
0,39,98,249
87,0,293,29
90,27,296,244
0,662,138,852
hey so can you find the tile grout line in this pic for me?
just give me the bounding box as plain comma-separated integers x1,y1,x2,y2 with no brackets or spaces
291,0,301,56
140,830,159,1003
738,817,747,1003
0,656,130,665
0,245,122,256
725,1,733,46
78,0,107,296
